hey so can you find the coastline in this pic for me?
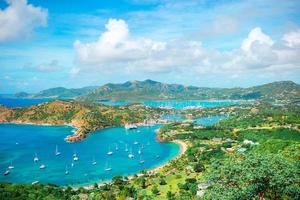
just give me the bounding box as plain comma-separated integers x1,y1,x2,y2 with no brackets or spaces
147,139,187,173
81,139,187,190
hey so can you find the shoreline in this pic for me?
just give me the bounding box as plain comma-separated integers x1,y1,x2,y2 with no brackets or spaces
81,139,187,190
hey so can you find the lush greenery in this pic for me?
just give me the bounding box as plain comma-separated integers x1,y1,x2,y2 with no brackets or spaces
0,100,299,199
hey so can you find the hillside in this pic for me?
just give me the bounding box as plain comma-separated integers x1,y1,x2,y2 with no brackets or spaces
14,86,98,99
0,100,163,142
13,80,300,103
77,80,300,103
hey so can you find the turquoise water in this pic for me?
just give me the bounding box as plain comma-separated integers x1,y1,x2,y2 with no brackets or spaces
0,124,179,186
0,96,53,108
100,100,251,109
193,115,229,126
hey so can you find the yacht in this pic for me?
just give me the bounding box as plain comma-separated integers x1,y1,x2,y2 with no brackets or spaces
107,146,113,155
125,144,129,152
128,148,134,158
3,170,10,176
8,161,14,169
71,162,74,167
55,145,61,156
33,153,39,162
125,124,137,130
39,164,46,169
133,139,139,145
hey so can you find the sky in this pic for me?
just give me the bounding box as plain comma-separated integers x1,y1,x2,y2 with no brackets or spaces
0,0,300,93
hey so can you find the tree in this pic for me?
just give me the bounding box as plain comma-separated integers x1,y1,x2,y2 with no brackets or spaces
194,162,205,172
159,177,167,185
152,186,160,196
203,153,299,200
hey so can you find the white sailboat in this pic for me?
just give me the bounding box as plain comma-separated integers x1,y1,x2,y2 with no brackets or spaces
8,161,14,169
125,144,129,152
107,146,113,155
92,157,97,165
138,146,142,155
39,164,46,169
73,152,79,161
33,153,39,162
139,156,145,164
55,145,61,156
65,165,69,175
128,148,134,158
104,162,112,171
133,139,139,145
115,143,119,151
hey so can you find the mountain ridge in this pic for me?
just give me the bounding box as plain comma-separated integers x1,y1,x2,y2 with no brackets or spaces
13,80,300,103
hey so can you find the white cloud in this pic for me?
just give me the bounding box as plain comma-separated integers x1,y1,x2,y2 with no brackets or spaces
73,19,300,78
23,60,63,73
0,0,48,42
282,29,300,48
241,27,274,52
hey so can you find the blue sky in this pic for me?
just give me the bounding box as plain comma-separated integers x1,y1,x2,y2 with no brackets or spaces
1,0,300,93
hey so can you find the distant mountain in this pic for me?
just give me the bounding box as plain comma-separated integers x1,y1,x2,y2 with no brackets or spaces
14,80,300,103
77,80,300,103
14,86,98,99
33,86,98,99
14,92,32,98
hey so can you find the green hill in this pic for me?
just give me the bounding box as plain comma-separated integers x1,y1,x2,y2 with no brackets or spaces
77,80,300,103
31,86,97,99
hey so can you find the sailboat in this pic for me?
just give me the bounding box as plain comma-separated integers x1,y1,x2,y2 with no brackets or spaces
71,162,74,167
139,156,145,164
138,146,142,155
73,152,79,161
104,162,112,171
55,145,61,156
33,153,39,162
65,165,69,175
115,143,119,151
39,164,46,169
92,157,97,165
128,148,134,158
133,139,139,145
107,146,113,155
8,161,14,169
3,170,10,176
125,144,129,152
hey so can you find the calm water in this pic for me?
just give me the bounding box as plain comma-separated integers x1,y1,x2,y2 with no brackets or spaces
0,96,53,108
0,124,179,186
193,115,229,126
100,100,251,109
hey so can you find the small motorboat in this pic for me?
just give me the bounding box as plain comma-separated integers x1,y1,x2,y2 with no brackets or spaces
3,170,10,176
39,164,46,169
